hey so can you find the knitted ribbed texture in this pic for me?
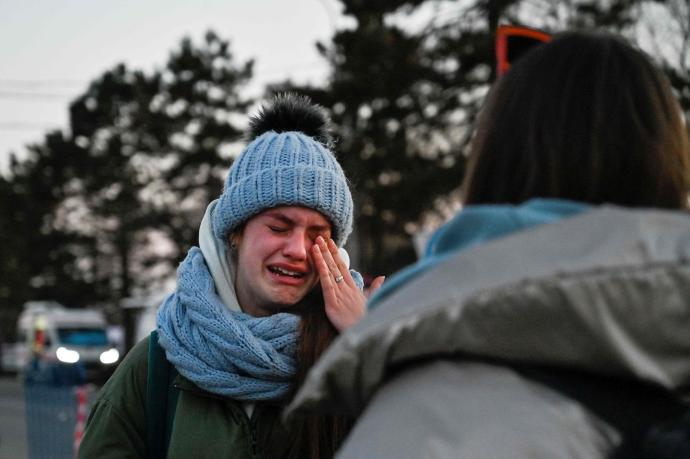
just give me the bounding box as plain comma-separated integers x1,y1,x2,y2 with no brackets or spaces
212,130,353,246
157,247,300,401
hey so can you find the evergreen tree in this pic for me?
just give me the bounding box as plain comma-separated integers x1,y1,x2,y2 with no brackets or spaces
0,32,253,338
0,132,93,339
66,31,253,302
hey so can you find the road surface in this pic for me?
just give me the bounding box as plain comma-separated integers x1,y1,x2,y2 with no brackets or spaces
0,375,27,459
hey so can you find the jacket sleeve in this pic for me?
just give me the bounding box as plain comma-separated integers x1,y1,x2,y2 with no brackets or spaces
78,338,150,459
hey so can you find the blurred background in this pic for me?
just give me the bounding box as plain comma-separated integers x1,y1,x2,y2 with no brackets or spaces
1,0,689,360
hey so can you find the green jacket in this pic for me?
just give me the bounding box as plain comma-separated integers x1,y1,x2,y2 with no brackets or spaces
78,337,295,459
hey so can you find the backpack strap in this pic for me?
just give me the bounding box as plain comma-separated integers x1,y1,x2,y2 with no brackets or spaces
146,330,180,459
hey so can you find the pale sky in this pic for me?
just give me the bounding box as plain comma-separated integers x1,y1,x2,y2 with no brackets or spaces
0,0,348,172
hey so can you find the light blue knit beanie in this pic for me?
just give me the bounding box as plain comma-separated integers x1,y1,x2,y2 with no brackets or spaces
212,94,354,246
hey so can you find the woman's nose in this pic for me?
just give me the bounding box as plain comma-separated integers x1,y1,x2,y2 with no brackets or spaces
282,231,308,260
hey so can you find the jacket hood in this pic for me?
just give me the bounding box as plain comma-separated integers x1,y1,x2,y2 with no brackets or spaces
287,205,690,418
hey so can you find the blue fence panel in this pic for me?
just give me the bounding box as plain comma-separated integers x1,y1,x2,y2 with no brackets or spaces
24,383,76,459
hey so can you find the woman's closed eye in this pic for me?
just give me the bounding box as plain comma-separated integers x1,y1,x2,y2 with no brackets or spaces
311,231,331,243
268,225,288,233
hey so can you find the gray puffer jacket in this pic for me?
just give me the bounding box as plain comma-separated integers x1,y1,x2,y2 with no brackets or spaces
288,205,690,458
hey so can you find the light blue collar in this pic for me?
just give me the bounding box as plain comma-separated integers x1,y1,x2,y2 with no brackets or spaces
368,199,590,308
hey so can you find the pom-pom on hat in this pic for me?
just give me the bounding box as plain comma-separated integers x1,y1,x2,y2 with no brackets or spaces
212,94,354,246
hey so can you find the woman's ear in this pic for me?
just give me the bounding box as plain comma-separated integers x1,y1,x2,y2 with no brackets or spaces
229,227,244,250
229,235,239,250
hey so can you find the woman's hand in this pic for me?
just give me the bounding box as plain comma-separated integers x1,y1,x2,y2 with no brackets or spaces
312,236,385,332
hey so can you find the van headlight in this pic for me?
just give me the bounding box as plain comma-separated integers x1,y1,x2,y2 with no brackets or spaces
99,348,120,365
56,347,80,364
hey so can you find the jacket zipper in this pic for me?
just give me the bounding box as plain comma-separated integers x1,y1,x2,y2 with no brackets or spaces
249,425,258,457
248,405,260,458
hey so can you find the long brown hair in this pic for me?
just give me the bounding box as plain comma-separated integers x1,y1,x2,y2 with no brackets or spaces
463,31,690,208
286,287,351,459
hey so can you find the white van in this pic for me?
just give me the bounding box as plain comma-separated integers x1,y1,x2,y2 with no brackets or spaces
17,301,120,382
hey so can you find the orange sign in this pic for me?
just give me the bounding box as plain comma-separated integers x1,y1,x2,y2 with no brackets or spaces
496,25,552,77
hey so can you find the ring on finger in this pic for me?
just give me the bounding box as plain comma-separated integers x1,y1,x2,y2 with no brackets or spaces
334,274,344,283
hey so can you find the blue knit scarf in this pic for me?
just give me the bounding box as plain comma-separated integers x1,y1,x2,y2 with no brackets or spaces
156,247,300,401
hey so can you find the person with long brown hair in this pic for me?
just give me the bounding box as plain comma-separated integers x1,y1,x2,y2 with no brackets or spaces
79,93,384,459
288,31,690,458
463,31,690,208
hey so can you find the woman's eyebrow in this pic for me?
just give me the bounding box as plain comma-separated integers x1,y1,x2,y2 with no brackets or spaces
264,213,293,225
